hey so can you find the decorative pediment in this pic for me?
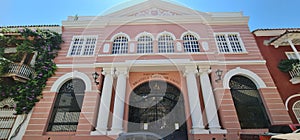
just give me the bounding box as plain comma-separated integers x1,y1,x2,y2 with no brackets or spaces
131,8,178,17
103,0,200,18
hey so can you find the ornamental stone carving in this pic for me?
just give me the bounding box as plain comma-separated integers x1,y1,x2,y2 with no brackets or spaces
0,98,15,108
134,8,177,17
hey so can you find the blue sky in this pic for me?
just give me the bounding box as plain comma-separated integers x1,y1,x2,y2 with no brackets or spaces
0,0,299,31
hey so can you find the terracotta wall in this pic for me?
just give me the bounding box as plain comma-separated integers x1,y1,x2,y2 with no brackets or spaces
254,35,300,123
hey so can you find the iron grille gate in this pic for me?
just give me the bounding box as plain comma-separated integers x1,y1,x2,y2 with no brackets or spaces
230,76,270,129
128,81,188,140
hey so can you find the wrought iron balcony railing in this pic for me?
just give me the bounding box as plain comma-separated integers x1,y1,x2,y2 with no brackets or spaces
289,64,300,84
6,63,34,82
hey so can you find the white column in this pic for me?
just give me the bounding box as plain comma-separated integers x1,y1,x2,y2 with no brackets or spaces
109,67,128,135
184,66,209,134
91,68,115,135
198,67,227,134
287,39,300,61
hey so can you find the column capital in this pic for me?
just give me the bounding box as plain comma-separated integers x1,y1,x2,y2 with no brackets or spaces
183,65,198,76
115,67,128,76
102,67,115,76
197,66,211,74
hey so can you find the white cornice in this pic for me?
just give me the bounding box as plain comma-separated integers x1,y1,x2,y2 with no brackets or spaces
56,64,96,68
62,16,248,28
56,60,266,68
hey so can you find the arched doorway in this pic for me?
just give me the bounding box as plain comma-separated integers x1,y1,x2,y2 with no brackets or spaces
128,80,188,140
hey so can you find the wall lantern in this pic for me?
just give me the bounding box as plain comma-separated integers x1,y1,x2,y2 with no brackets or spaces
92,72,100,85
215,69,223,82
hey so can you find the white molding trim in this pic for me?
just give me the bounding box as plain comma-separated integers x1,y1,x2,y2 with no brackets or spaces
156,31,176,40
50,71,92,92
56,64,96,68
180,30,200,40
285,94,300,110
110,32,131,42
135,31,155,41
56,60,266,68
223,67,267,89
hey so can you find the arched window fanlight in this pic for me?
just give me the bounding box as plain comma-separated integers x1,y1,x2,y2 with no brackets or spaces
292,101,300,123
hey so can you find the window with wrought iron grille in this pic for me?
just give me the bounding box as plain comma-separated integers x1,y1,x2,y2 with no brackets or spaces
215,33,245,53
68,36,97,56
47,79,85,132
0,108,16,140
229,75,270,129
183,34,200,52
137,35,153,53
112,36,129,54
293,101,300,123
158,34,174,53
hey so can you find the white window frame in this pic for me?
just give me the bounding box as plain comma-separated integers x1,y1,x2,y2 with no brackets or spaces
112,35,129,54
158,33,175,53
68,35,98,56
137,35,153,54
214,32,246,53
292,100,300,123
286,52,300,60
182,34,200,53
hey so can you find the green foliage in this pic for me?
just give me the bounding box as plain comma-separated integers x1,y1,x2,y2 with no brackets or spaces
0,58,11,76
0,28,62,114
278,59,300,72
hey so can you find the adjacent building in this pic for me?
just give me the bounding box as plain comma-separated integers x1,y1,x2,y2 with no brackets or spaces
0,1,291,140
253,28,300,124
0,25,61,140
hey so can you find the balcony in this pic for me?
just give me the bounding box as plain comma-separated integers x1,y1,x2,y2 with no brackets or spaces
5,63,34,82
289,64,300,84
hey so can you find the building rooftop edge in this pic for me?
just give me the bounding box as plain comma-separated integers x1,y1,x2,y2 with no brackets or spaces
252,28,300,33
0,25,60,28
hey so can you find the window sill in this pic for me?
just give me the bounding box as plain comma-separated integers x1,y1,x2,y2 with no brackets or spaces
217,51,248,55
66,55,95,58
44,131,76,136
290,77,300,84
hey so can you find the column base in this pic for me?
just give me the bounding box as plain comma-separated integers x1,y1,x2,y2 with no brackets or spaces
90,129,107,135
209,128,227,134
190,128,209,134
108,129,123,136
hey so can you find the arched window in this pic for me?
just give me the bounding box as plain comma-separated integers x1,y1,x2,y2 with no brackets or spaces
229,75,270,129
183,34,200,52
112,36,128,54
47,79,86,132
158,34,174,53
137,35,153,53
293,101,300,123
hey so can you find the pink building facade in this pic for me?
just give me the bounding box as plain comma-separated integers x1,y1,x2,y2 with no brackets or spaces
23,1,291,140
